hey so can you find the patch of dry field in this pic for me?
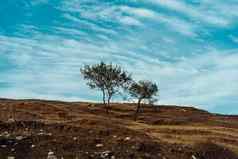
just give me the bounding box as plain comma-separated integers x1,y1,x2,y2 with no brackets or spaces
128,123,238,153
0,99,237,159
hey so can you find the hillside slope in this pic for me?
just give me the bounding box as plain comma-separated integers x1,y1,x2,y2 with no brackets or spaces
0,98,238,159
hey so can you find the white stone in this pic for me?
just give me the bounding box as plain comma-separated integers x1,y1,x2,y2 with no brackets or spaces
16,136,24,140
96,143,103,147
7,118,15,123
47,151,57,159
192,155,197,159
3,131,10,137
38,132,44,136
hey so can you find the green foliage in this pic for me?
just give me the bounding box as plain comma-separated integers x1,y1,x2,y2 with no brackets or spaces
81,62,131,113
129,80,158,101
129,80,159,120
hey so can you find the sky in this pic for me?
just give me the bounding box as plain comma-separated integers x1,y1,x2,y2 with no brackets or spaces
0,0,238,114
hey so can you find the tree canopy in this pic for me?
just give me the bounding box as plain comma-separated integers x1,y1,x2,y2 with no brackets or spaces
81,62,131,113
129,80,158,120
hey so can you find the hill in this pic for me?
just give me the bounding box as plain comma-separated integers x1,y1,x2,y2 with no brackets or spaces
0,98,238,159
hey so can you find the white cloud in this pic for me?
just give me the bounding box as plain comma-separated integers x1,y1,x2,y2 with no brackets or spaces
58,1,201,37
155,13,197,37
120,6,156,18
230,35,238,44
1,0,238,114
148,0,233,27
119,16,142,26
1,30,238,112
128,51,238,110
119,5,197,36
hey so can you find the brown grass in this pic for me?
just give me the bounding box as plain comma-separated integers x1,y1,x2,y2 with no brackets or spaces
0,99,237,159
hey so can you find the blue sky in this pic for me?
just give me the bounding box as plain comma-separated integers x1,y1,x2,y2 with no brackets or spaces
0,0,238,114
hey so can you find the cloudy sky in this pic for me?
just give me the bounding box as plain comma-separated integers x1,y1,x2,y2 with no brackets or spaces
0,0,238,114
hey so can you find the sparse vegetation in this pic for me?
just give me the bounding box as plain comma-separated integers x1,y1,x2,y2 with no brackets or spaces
81,62,131,114
129,80,158,120
81,62,160,119
0,99,238,159
0,62,237,159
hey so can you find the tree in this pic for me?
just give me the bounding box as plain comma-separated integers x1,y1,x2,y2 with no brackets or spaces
81,62,131,114
129,80,158,121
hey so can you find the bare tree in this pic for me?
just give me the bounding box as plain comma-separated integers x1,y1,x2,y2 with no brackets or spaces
129,80,158,121
81,62,131,114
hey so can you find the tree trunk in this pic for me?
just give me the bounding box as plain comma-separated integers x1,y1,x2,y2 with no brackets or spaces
134,98,142,121
102,89,106,105
106,95,112,114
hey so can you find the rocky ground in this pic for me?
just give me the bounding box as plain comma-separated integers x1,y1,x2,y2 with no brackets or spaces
0,98,237,159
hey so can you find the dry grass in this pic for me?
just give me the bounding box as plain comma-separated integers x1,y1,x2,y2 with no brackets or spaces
0,98,237,159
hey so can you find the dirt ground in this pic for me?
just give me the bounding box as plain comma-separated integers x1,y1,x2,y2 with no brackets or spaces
0,98,237,159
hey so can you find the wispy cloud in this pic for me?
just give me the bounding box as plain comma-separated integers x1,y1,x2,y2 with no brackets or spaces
0,0,238,114
147,0,236,27
230,35,238,44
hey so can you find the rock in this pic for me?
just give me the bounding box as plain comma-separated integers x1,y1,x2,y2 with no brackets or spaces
38,132,44,136
181,109,187,112
47,151,57,159
192,155,197,159
96,143,103,148
3,131,10,137
38,131,52,136
100,150,113,159
124,137,131,141
7,156,15,159
16,136,24,140
7,118,15,123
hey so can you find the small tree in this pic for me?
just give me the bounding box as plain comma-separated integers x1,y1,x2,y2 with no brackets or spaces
81,62,131,114
129,80,158,121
